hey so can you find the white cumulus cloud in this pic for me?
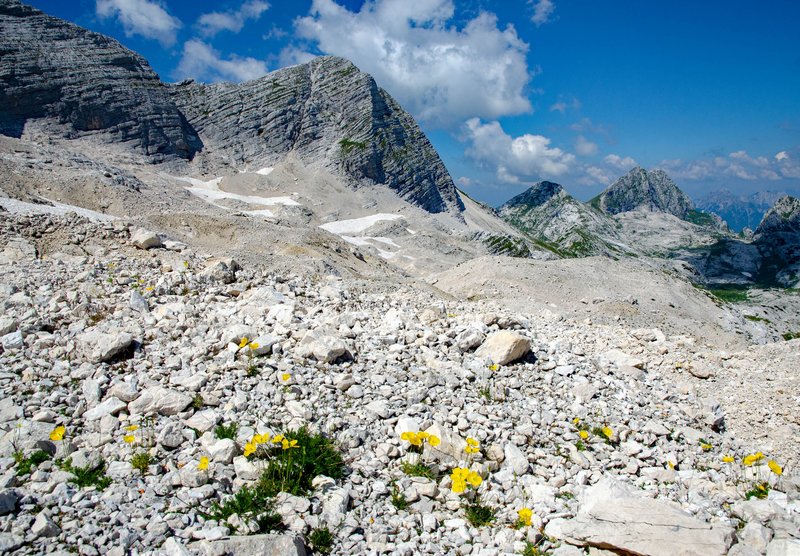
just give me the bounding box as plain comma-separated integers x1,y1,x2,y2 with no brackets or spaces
175,40,268,83
197,1,269,37
658,149,798,181
464,118,575,183
96,0,182,46
292,0,532,128
604,154,638,171
575,135,598,156
530,0,555,26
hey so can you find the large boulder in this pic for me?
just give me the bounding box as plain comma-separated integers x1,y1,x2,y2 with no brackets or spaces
475,331,530,365
544,478,734,556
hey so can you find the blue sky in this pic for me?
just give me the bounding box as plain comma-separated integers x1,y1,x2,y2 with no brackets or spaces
26,0,800,206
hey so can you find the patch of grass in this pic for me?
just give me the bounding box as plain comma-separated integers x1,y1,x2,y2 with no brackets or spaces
191,393,204,409
390,481,409,510
478,386,491,400
685,209,717,227
339,138,367,155
57,458,112,490
744,315,772,324
204,483,284,534
704,286,750,303
464,499,496,527
783,331,800,341
131,451,153,476
521,541,551,556
308,527,334,555
574,440,586,452
15,449,52,476
255,427,345,496
400,460,436,480
215,422,239,440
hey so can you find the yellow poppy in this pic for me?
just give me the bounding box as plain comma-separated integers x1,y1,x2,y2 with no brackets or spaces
49,426,66,441
579,430,589,440
428,435,441,447
517,507,533,526
198,456,209,470
768,460,783,476
123,434,135,444
125,425,139,432
722,455,735,463
238,337,248,348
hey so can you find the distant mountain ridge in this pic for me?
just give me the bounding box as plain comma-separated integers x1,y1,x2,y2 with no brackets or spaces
696,189,793,232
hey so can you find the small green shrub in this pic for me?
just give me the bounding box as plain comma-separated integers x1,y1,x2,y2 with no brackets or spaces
15,450,52,476
57,458,113,490
215,422,239,440
253,427,345,496
191,394,204,409
204,484,283,534
745,482,771,500
464,499,496,527
390,481,409,510
400,460,436,480
339,138,367,155
308,527,334,555
131,452,153,476
782,331,800,341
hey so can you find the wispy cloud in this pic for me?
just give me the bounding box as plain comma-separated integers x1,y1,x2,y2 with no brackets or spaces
659,149,800,181
575,135,598,156
291,0,533,128
464,118,575,183
197,1,269,37
96,0,182,46
175,40,268,83
530,0,555,26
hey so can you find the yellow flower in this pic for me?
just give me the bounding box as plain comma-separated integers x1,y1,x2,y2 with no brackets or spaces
700,442,712,452
253,434,269,445
49,425,66,442
123,434,135,444
667,461,676,470
243,442,257,457
125,425,139,432
145,286,154,292
602,426,613,440
400,431,414,442
198,456,209,470
768,460,783,476
489,364,499,372
451,480,466,494
418,431,430,440
272,434,285,444
517,507,533,527
722,455,735,463
428,435,441,447
450,467,470,494
465,437,480,454
249,342,260,350
743,452,764,466
281,373,291,382
572,418,581,426
238,337,249,348
579,430,589,440
467,471,482,488
281,438,299,450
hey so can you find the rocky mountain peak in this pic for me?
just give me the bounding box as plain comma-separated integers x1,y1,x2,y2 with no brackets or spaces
501,181,566,209
172,55,464,215
595,166,693,218
755,195,800,236
0,1,200,161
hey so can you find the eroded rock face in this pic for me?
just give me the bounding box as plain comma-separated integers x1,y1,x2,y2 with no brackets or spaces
0,0,200,160
598,167,693,218
171,56,464,216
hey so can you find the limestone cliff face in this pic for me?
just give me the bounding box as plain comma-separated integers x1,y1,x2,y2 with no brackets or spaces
595,167,693,218
755,195,800,236
0,0,200,160
171,56,463,215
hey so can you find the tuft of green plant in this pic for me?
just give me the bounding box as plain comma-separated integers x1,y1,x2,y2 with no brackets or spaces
215,422,239,440
131,452,153,476
191,393,204,409
400,460,437,480
308,527,334,555
57,458,113,490
204,483,284,534
254,427,345,496
521,541,550,556
574,440,586,452
464,499,496,527
15,449,52,476
745,482,771,500
782,331,800,341
705,287,749,303
390,481,409,510
478,386,491,400
339,138,367,155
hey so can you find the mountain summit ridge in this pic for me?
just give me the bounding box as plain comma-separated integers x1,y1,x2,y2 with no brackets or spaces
595,166,693,218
